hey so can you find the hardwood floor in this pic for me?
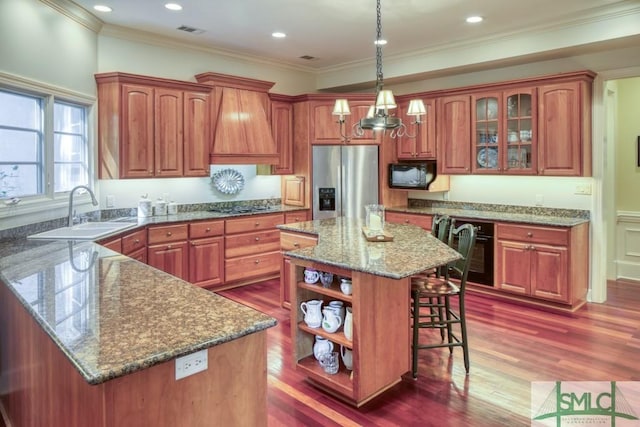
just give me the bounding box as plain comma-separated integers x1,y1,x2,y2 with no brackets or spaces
219,279,640,427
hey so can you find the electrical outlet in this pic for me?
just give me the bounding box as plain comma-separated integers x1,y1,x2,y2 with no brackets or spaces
535,194,544,206
175,349,208,380
106,195,115,208
574,184,592,195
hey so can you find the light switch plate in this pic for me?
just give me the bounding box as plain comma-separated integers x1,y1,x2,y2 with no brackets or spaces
106,195,115,208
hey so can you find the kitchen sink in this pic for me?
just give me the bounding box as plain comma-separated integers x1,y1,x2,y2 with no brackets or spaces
27,221,138,241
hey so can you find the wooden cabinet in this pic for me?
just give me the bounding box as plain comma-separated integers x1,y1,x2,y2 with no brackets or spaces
289,262,410,406
386,211,433,231
538,79,592,176
396,98,436,160
223,213,284,286
495,222,588,307
270,97,294,174
195,72,278,165
99,236,122,253
95,72,212,179
147,224,189,280
189,220,224,288
122,229,147,263
437,95,471,174
309,97,378,145
279,228,317,309
284,209,311,224
283,176,305,207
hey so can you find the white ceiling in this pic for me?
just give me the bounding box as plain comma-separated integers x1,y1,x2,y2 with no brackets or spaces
70,0,639,73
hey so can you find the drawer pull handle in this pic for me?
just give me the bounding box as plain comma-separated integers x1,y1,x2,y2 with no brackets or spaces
255,237,260,241
191,242,196,246
255,222,260,227
134,239,139,244
255,259,260,264
167,232,172,236
527,232,533,237
206,227,211,232
404,220,410,223
167,245,172,249
293,243,300,247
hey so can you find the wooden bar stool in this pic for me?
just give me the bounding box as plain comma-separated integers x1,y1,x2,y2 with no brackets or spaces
410,223,477,378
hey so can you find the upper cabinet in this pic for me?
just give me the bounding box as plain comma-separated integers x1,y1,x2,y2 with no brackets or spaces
195,72,278,165
95,72,212,179
308,95,378,145
396,98,436,160
436,70,594,177
269,94,294,174
437,95,471,174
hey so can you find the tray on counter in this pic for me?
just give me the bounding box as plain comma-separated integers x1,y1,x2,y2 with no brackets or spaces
361,227,394,242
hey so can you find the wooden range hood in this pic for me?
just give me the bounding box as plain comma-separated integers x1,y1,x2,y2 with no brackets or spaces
195,72,278,165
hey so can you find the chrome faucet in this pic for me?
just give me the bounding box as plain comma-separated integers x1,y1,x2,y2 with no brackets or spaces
68,185,99,227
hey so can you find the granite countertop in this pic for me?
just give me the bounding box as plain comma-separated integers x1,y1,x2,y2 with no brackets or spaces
386,206,589,227
0,238,276,385
277,217,461,279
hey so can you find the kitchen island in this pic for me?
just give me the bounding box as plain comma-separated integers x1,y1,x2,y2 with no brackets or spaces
278,217,461,406
0,238,276,426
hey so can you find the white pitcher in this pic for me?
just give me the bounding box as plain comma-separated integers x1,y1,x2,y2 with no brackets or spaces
322,307,342,333
313,336,334,360
340,345,353,370
344,307,353,341
300,299,323,328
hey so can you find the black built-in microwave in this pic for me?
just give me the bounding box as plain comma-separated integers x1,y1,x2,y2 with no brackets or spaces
388,162,437,190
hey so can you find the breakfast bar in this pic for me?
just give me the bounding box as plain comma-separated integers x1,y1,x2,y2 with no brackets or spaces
278,217,461,406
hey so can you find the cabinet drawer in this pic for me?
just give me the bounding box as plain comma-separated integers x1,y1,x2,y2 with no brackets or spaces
386,212,433,230
122,229,147,255
225,230,281,258
280,231,318,251
190,220,224,239
225,213,285,234
148,224,189,244
496,223,568,246
225,250,281,282
284,210,310,224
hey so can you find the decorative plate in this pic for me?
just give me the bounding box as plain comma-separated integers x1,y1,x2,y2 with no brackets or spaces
212,168,245,195
477,147,498,169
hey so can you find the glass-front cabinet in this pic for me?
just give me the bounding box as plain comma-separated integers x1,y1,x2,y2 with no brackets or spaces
471,89,536,174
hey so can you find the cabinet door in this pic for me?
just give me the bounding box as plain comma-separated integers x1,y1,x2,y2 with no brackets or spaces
183,91,211,177
537,82,582,176
283,176,305,207
271,100,294,174
122,84,154,178
147,241,189,280
189,236,224,287
438,95,471,174
154,88,184,177
396,99,436,160
385,212,432,231
503,89,536,174
311,101,346,144
346,101,378,145
530,244,568,302
281,256,292,309
471,93,501,174
100,237,122,253
128,247,147,264
495,240,531,295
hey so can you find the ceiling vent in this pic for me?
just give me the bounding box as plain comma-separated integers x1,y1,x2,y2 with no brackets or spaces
177,25,205,35
299,55,319,61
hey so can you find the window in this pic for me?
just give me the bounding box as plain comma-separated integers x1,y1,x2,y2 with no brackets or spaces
0,85,90,200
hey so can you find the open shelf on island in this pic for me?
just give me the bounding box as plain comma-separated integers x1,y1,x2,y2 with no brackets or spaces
297,281,353,303
296,355,354,398
298,322,353,349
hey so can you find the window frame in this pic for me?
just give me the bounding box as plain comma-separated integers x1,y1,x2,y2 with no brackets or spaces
0,72,95,219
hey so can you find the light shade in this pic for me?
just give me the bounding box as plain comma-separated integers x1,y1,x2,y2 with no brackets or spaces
375,90,397,110
406,99,426,116
332,99,351,116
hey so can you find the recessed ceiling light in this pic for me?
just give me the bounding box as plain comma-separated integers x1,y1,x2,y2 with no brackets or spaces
466,16,483,24
374,39,387,46
272,32,286,39
165,3,183,11
93,5,112,12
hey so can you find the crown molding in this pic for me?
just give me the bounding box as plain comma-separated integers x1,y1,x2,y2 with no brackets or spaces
39,0,103,32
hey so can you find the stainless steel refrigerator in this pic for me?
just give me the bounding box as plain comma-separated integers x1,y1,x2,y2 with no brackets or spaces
312,145,379,220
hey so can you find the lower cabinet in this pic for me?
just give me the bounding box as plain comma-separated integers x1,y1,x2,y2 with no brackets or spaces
495,222,588,308
147,224,189,281
189,220,224,288
122,229,147,263
223,213,284,287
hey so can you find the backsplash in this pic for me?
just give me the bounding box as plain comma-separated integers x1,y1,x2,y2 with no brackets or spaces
408,199,590,219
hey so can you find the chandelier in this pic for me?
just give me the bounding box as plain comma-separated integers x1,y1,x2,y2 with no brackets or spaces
332,0,425,142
